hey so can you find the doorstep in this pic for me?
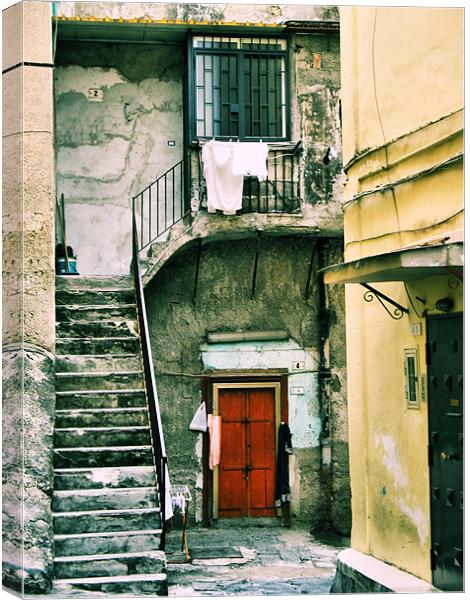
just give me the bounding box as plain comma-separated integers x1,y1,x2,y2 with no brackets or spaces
331,548,440,593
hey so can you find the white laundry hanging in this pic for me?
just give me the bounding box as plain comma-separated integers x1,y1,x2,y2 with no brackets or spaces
231,141,269,180
164,464,174,521
201,141,244,215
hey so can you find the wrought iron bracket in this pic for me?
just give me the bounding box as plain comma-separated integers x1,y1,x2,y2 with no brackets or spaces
360,283,409,320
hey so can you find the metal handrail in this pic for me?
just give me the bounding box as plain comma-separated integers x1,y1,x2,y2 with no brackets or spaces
131,204,168,550
133,159,188,253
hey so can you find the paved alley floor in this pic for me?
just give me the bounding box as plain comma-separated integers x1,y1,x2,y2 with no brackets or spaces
165,524,349,596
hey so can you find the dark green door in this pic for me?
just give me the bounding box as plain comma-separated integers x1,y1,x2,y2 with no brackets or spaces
427,314,463,591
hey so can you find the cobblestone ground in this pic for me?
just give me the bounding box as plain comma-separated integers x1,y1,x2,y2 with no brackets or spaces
165,524,349,596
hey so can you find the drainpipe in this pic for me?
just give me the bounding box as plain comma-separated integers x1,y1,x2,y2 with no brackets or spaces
316,238,333,526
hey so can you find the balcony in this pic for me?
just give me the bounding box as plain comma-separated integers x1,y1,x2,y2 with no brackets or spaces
133,142,303,254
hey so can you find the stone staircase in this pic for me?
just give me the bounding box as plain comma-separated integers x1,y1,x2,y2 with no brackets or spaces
53,276,167,595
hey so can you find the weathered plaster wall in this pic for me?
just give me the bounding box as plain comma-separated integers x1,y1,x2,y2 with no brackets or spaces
54,41,184,274
292,30,343,209
2,2,56,593
57,2,339,24
321,242,350,535
145,234,348,531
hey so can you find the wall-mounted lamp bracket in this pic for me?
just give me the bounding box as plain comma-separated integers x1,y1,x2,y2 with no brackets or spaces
360,283,409,320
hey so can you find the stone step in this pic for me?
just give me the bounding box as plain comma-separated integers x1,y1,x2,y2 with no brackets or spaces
53,549,166,579
56,275,133,291
57,304,137,322
52,486,158,512
54,426,151,448
56,389,147,410
56,371,144,392
54,529,162,557
55,408,149,428
57,289,136,307
53,446,154,469
54,572,167,595
56,320,139,339
56,354,142,373
54,466,156,491
57,336,140,355
53,507,161,535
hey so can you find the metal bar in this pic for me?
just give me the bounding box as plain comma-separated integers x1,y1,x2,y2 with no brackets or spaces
135,161,183,196
140,193,144,250
156,179,160,238
181,160,184,218
131,212,168,552
164,174,168,230
59,193,70,271
159,457,167,550
172,166,176,224
361,283,410,317
148,186,152,247
274,151,278,211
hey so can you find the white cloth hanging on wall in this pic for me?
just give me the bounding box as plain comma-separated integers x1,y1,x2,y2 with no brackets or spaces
189,401,207,432
231,141,269,180
207,414,222,470
164,464,174,521
201,141,244,215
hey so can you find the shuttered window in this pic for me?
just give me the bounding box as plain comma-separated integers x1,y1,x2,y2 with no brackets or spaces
191,36,288,141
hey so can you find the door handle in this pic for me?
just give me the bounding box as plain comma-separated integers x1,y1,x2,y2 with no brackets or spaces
440,450,460,462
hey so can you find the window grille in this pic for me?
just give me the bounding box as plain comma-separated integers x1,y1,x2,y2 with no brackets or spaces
191,35,288,141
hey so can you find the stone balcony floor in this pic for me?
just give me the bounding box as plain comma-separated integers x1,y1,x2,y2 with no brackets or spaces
166,524,349,596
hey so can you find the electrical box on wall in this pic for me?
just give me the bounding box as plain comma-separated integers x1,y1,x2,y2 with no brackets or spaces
404,348,420,409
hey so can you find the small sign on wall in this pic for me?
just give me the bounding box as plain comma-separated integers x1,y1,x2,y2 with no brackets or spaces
88,88,104,102
290,386,305,395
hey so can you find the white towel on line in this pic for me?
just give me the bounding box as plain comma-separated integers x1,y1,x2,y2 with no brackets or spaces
201,141,244,214
231,141,269,180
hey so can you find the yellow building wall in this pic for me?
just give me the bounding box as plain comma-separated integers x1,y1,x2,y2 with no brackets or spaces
339,6,464,583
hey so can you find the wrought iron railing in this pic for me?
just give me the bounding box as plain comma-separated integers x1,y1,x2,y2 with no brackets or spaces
131,209,169,550
190,141,302,214
133,142,302,253
133,160,187,252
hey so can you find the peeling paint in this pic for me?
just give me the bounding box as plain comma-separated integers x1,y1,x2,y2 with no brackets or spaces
54,65,127,97
398,500,429,546
374,433,407,489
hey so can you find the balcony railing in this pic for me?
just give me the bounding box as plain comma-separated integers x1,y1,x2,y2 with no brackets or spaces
189,142,302,215
132,142,302,253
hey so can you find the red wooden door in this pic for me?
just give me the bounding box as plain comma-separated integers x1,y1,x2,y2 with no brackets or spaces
218,387,276,518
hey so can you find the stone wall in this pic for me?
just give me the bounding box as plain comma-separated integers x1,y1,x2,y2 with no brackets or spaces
2,2,56,594
145,234,349,532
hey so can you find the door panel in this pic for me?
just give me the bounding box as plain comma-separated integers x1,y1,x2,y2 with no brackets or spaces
218,389,247,517
217,386,277,518
427,314,463,591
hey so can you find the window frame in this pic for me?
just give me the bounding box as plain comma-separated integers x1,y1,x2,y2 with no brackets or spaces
187,33,290,143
